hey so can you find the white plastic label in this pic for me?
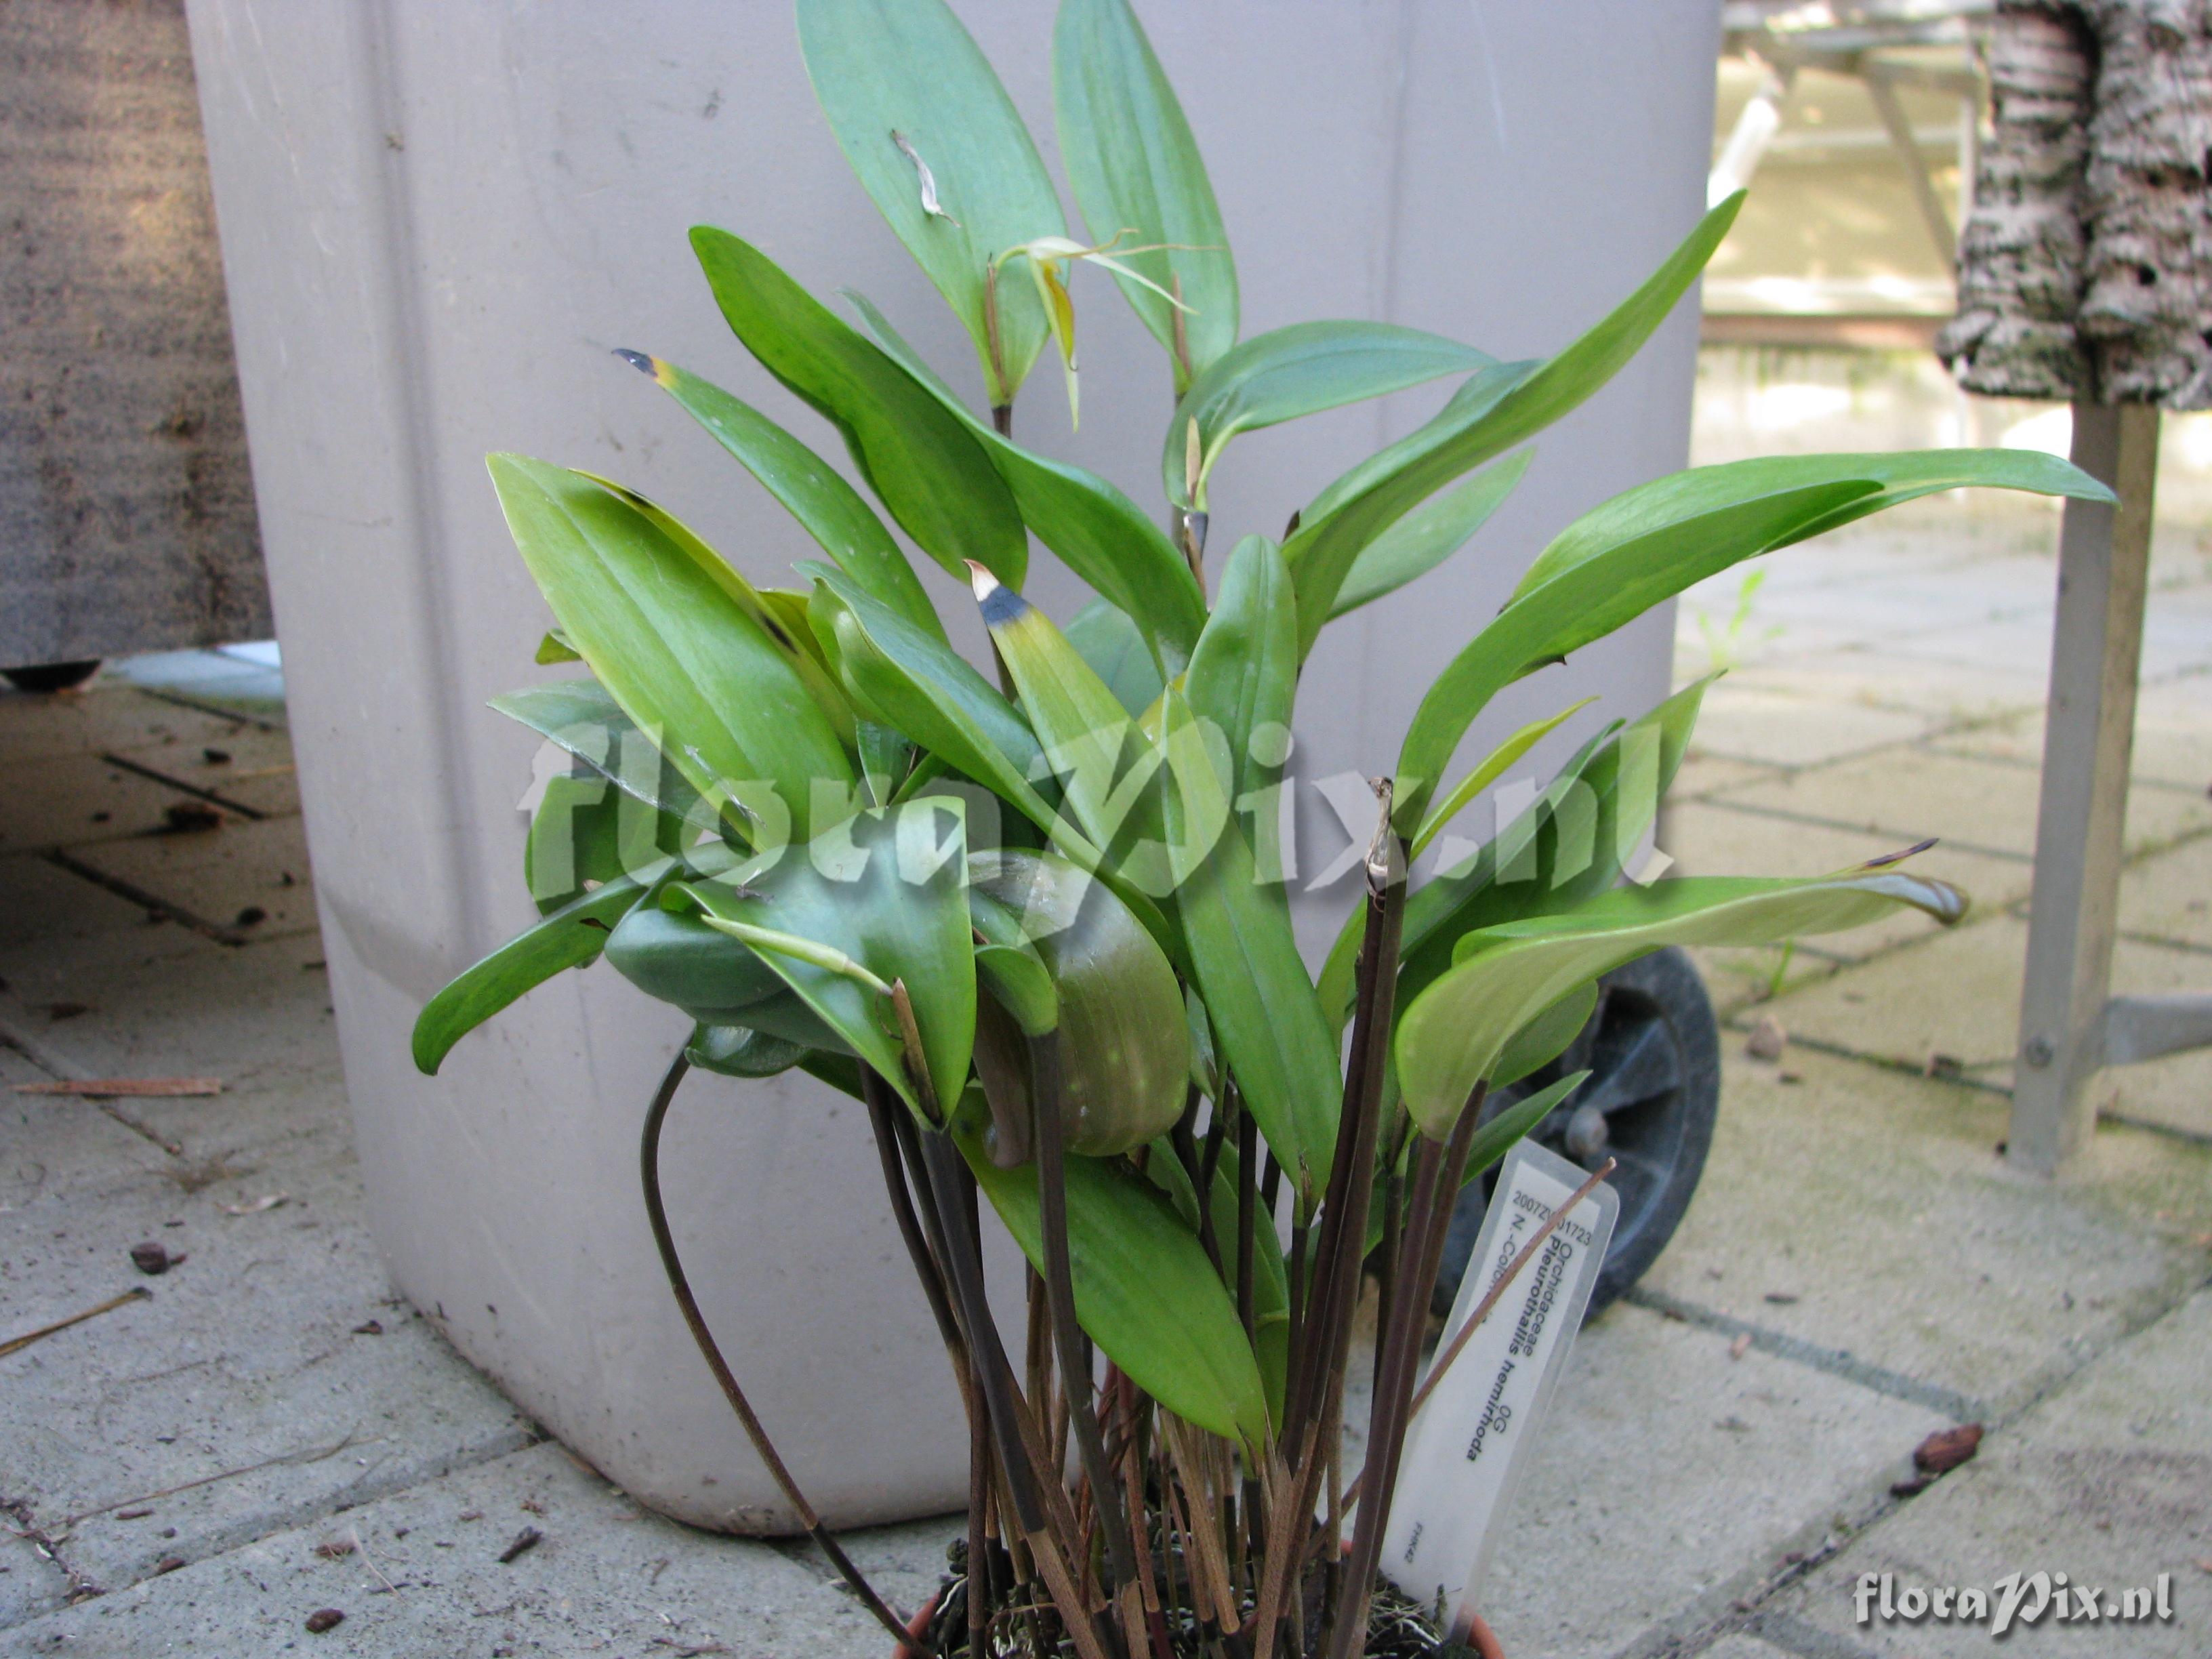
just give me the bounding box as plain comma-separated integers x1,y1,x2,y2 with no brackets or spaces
1378,1139,1618,1634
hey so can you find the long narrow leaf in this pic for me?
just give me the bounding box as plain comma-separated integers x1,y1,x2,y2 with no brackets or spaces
961,1118,1270,1447
1284,194,1746,654
1330,450,1532,620
1164,321,1492,510
1183,534,1296,806
488,456,853,840
1160,690,1342,1202
796,0,1065,403
1396,867,1965,1134
413,874,655,1075
1054,0,1236,390
690,228,1027,587
846,289,1206,668
617,352,943,640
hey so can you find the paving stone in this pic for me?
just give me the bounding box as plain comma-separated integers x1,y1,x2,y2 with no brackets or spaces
0,1059,531,1629
1695,1637,1797,1659
1755,649,2053,726
0,1042,176,1210
1641,1049,2212,1422
1667,750,1786,803
0,688,255,770
0,932,337,1106
1666,802,2032,956
0,757,212,857
1709,747,2212,861
67,817,317,943
1677,684,1936,769
1768,1288,2212,1656
2117,832,2212,953
1769,916,2212,1139
0,854,213,988
108,723,301,819
0,1439,886,1659
1474,1301,1948,1659
1927,663,2212,781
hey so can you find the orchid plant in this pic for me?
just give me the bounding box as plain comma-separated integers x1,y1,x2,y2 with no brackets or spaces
411,2,2110,1654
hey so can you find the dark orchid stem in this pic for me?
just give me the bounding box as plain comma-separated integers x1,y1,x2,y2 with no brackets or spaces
1233,1107,1266,1559
1172,1090,1222,1275
967,1385,993,1658
1031,1031,1141,1599
1326,1139,1436,1659
861,1070,964,1361
992,403,1013,438
914,1126,1121,1659
640,1055,926,1656
1282,787,1404,1457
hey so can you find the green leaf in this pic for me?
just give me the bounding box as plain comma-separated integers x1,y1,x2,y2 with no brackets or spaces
1206,1134,1290,1422
487,456,853,841
689,228,1027,587
686,1023,813,1080
1065,598,1166,720
1183,534,1296,806
1394,481,1870,830
1397,868,1965,1134
604,897,790,1018
1329,450,1532,621
1489,984,1598,1091
579,473,861,751
1165,321,1492,510
1284,194,1746,653
676,803,977,1117
796,0,1066,405
412,873,656,1075
1319,680,1708,1033
535,629,581,664
618,352,943,641
969,849,1189,1155
1158,690,1341,1202
1411,695,1597,861
1516,448,2116,604
845,289,1207,668
807,570,1069,846
525,770,687,914
1052,0,1235,390
1462,1071,1589,1185
970,566,1149,859
960,1120,1270,1447
489,680,706,833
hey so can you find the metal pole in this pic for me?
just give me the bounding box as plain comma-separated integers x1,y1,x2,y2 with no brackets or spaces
2010,401,2160,1174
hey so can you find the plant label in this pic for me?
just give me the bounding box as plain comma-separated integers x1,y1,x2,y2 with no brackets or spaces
1378,1139,1618,1637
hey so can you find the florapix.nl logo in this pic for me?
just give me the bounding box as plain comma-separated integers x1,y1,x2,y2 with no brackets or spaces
1854,1569,2176,1637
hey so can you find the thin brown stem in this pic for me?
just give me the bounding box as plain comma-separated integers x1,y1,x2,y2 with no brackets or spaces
639,1056,924,1655
1033,1031,1140,1597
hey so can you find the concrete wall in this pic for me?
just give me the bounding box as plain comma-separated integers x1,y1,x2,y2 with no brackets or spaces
184,0,1718,1530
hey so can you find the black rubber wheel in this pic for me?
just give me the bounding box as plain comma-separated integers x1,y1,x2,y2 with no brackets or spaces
1432,945,1721,1319
3,659,102,693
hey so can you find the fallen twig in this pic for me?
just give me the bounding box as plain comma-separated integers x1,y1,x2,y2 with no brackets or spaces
14,1078,222,1098
64,1431,363,1526
0,1287,151,1360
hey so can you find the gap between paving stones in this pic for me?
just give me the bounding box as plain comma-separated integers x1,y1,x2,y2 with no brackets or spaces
37,851,249,948
1633,1267,2212,1659
91,752,268,821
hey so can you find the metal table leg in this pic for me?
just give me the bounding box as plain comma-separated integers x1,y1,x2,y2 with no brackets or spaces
2010,401,2160,1174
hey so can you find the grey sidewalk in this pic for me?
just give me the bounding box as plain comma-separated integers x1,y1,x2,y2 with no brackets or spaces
4,489,2210,1658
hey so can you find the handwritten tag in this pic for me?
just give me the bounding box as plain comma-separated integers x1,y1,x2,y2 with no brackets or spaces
1380,1139,1618,1635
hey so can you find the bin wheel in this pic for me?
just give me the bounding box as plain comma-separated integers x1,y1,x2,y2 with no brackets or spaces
1432,945,1721,1319
3,659,102,693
